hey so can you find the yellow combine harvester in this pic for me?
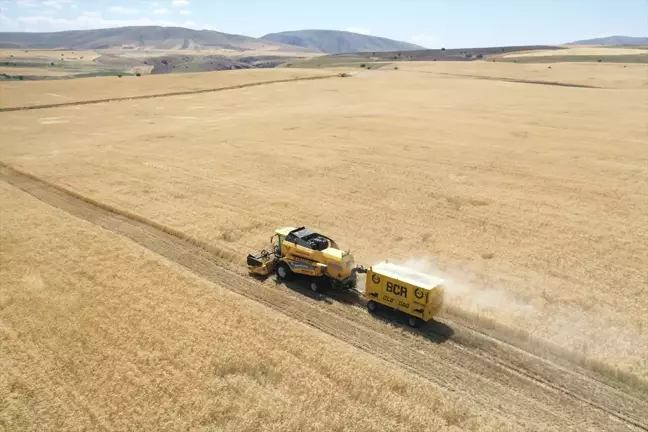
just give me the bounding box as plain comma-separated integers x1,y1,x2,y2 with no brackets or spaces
247,226,445,327
247,226,357,292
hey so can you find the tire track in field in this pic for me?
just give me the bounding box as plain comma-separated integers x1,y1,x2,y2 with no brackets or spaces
2,164,647,431
0,75,336,113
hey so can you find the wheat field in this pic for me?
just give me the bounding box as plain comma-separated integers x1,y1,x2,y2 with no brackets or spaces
1,65,646,379
0,49,101,61
0,68,331,110
503,46,648,57
397,60,648,88
0,67,73,77
1,62,647,429
0,182,509,431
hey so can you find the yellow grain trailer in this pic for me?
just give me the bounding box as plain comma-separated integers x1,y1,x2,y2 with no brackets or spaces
364,261,445,327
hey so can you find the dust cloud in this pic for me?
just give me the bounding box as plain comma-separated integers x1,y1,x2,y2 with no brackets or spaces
365,256,648,377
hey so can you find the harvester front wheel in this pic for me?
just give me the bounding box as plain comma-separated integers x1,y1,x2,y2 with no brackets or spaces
276,262,292,281
367,300,378,313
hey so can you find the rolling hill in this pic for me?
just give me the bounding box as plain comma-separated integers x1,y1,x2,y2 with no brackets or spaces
0,26,311,52
261,29,423,53
569,35,648,45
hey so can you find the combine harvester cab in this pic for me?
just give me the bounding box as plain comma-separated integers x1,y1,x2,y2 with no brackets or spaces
364,261,445,327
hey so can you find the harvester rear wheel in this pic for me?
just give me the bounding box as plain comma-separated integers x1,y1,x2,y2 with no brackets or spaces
367,300,378,313
276,262,292,281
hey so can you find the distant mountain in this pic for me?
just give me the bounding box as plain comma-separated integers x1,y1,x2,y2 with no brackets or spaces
569,35,648,46
261,29,423,54
0,26,311,51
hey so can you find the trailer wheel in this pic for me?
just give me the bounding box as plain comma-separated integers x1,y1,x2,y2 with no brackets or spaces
309,280,320,292
367,300,378,313
276,262,292,281
407,316,420,328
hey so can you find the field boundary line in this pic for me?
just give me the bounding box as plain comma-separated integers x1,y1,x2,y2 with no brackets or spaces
0,74,337,113
403,69,601,88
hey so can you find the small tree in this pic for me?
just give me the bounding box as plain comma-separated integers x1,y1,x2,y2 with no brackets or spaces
441,47,446,51
394,66,398,70
136,71,141,76
597,59,602,62
476,53,483,59
51,62,55,66
118,74,123,78
18,75,24,80
161,59,168,65
360,63,366,68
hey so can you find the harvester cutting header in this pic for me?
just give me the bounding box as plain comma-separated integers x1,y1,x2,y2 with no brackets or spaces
247,226,445,327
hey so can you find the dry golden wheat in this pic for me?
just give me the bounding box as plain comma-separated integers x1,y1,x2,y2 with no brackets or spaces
0,63,646,382
0,182,509,432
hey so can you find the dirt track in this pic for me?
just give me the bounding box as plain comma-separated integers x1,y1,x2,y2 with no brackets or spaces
1,163,646,431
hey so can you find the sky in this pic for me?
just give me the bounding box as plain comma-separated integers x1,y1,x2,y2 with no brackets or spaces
0,0,646,48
